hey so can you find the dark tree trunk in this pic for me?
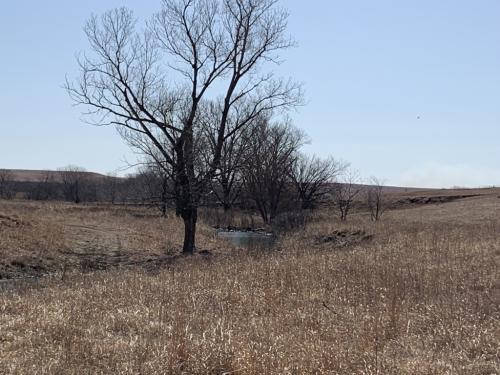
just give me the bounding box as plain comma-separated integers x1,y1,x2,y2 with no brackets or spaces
260,206,270,225
181,207,197,254
175,125,198,254
160,176,168,217
74,181,81,204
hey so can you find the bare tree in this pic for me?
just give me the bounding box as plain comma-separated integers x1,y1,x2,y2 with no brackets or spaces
242,119,305,224
59,166,88,204
102,173,120,204
66,1,302,253
28,171,58,201
137,162,174,217
332,168,362,221
366,177,388,221
290,154,346,210
207,120,253,211
0,169,14,199
121,172,148,205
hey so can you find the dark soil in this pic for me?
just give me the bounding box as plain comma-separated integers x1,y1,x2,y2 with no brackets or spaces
395,194,479,207
314,230,373,248
0,258,52,280
0,214,26,228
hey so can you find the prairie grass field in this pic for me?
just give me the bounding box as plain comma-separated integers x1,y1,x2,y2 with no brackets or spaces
0,191,499,374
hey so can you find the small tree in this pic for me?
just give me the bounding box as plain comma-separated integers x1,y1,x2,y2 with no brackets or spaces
290,154,346,210
366,177,388,221
137,163,173,217
103,173,120,204
332,168,362,221
59,165,87,204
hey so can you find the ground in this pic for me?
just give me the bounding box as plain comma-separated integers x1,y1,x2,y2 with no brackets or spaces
0,202,225,281
0,190,499,374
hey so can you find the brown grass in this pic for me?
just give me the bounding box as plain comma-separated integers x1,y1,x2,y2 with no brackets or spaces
0,201,67,278
0,201,225,278
0,196,499,374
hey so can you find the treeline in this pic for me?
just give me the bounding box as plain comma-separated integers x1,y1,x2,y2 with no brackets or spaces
0,167,134,204
2,163,387,231
131,118,390,225
128,119,337,223
1,127,388,225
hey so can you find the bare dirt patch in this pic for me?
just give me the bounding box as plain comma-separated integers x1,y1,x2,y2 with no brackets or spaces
314,229,373,247
395,194,480,207
0,214,25,228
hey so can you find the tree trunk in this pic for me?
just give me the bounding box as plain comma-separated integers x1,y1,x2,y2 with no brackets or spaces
176,128,198,254
160,178,168,217
181,207,197,254
75,181,81,204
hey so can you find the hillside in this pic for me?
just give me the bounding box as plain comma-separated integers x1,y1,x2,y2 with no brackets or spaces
3,169,111,183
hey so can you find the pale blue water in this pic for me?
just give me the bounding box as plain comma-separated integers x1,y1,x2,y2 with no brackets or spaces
217,231,275,249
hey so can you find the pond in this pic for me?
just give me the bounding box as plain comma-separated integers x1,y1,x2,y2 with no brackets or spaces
217,230,276,249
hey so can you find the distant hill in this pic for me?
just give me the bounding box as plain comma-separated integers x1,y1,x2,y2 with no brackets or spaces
387,186,500,198
354,184,430,194
3,169,112,183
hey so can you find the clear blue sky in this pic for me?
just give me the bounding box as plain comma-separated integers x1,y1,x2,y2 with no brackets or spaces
1,1,499,188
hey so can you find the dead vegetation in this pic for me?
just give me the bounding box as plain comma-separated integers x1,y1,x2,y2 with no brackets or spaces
0,203,67,279
0,193,499,374
0,201,223,280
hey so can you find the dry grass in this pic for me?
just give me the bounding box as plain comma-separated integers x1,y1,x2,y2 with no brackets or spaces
0,196,499,374
0,201,67,278
0,201,224,278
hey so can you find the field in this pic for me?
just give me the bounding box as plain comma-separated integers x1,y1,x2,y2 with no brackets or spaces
0,190,499,374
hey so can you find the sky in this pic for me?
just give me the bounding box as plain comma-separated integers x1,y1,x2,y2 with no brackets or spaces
1,0,499,188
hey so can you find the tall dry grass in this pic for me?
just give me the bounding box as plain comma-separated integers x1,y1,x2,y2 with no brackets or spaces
0,200,225,278
0,197,499,374
0,201,67,277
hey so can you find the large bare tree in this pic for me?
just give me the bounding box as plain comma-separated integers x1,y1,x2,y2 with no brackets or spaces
67,0,302,253
242,119,305,224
